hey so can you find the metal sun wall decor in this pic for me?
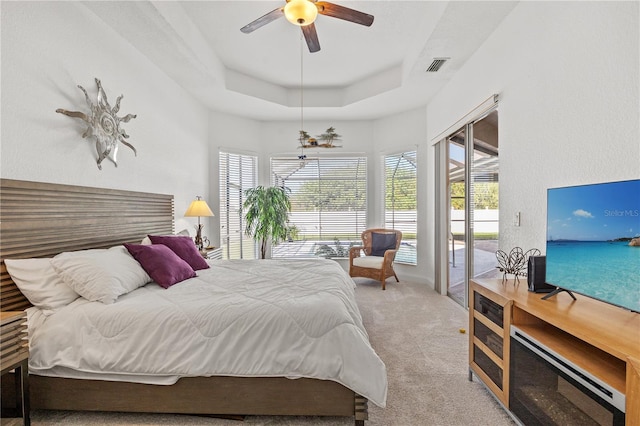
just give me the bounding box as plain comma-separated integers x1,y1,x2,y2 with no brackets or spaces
495,247,541,284
56,78,137,170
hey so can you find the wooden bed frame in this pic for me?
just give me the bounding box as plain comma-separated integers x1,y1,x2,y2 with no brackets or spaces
0,179,368,425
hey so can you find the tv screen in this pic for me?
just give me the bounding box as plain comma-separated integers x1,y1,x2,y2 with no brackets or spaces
546,179,640,313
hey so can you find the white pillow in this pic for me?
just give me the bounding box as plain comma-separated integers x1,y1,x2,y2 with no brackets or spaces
50,245,151,304
4,258,80,315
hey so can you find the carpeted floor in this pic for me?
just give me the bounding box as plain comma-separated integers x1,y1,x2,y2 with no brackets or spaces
30,279,515,425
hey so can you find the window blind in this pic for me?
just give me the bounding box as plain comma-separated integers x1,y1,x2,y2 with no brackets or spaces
219,151,258,259
271,156,367,258
384,151,417,264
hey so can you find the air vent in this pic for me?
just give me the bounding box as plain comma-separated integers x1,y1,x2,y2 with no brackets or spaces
426,57,449,72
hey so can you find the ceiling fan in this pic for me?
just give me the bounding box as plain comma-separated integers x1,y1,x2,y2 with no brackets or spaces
240,0,374,53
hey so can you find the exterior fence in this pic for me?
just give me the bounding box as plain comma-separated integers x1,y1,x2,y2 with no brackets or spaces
450,209,499,235
224,209,497,263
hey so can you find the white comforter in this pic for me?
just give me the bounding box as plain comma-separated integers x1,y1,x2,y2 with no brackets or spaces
28,259,387,407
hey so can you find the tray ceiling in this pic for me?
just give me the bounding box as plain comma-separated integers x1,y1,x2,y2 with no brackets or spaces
83,1,517,120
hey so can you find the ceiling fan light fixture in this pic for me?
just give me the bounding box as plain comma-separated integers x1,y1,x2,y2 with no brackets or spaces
284,0,318,26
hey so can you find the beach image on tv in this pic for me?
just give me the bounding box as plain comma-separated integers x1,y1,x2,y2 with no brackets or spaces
546,179,640,313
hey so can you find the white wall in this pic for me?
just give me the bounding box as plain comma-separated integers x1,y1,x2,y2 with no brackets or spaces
427,2,639,261
208,111,264,247
3,2,636,290
208,117,378,252
208,109,434,283
0,2,210,231
373,107,429,284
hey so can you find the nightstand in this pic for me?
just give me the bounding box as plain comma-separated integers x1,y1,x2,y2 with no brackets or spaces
201,247,222,260
1,311,29,426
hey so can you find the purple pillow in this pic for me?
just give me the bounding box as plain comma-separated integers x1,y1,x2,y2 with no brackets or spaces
148,235,209,271
124,243,196,289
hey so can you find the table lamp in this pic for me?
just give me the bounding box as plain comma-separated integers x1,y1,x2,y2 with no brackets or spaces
184,196,214,250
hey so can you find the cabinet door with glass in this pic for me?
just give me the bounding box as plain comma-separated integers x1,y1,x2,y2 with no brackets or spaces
469,280,512,407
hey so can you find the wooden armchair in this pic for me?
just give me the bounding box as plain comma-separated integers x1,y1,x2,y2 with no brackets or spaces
349,229,402,290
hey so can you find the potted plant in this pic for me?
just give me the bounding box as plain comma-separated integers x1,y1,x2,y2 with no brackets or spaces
318,126,341,147
243,186,291,259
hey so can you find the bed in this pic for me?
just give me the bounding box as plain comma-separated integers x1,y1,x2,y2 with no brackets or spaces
0,178,385,425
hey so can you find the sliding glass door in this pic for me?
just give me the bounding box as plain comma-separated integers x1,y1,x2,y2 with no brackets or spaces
447,129,467,304
470,111,500,293
441,110,500,307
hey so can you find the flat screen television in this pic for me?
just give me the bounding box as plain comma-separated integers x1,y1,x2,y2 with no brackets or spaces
545,179,640,313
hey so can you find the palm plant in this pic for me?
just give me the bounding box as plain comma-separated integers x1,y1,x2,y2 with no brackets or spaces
243,186,291,259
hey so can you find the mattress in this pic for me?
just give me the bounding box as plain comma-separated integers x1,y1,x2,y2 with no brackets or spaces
27,259,387,407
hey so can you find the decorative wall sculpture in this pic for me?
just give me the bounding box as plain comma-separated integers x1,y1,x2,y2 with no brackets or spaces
56,78,137,170
297,126,342,148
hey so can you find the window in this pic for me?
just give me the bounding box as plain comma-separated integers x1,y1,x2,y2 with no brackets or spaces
384,151,417,265
271,156,367,258
219,151,257,259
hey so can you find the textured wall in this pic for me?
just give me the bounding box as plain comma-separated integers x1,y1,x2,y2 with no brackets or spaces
3,2,637,288
206,110,433,284
427,1,639,258
0,2,210,228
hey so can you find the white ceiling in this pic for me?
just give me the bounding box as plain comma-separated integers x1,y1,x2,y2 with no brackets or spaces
83,1,517,121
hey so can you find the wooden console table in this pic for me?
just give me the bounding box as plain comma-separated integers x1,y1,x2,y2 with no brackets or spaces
469,278,640,425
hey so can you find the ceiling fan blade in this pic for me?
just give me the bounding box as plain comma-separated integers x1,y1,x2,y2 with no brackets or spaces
302,23,321,53
316,1,374,27
240,7,284,33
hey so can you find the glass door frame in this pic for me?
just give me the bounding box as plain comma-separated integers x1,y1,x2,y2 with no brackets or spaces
434,103,498,306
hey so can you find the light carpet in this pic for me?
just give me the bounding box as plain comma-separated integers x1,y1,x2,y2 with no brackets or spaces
30,278,515,425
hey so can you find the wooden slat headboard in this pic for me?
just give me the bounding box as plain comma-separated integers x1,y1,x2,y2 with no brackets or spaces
0,179,174,311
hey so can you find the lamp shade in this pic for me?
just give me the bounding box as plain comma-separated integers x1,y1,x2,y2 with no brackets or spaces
184,197,214,217
284,0,318,26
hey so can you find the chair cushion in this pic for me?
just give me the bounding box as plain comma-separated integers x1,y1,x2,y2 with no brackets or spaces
353,256,384,269
370,232,397,256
